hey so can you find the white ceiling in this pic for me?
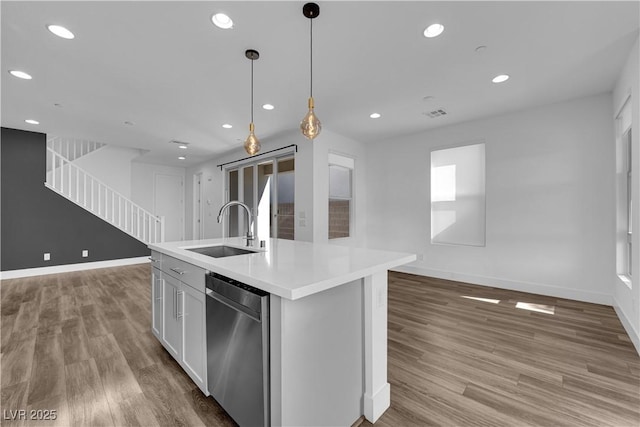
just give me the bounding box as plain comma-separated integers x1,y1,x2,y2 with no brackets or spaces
2,1,639,166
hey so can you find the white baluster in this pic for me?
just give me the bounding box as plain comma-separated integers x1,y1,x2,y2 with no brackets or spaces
75,167,79,203
51,151,57,189
60,158,65,195
67,160,72,198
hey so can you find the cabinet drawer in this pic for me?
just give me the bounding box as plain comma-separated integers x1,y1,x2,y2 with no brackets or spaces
163,256,205,292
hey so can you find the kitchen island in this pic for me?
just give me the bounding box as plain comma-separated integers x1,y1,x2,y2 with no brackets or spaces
149,237,415,426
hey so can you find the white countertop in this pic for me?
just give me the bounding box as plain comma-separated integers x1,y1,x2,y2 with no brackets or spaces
149,237,415,300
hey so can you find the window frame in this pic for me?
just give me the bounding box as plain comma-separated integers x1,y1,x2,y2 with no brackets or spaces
328,152,355,240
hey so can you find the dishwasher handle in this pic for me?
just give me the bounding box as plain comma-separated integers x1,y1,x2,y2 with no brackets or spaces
206,288,261,322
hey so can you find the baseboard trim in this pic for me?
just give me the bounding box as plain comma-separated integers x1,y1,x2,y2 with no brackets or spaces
363,382,390,423
0,257,150,280
613,298,640,356
392,264,612,306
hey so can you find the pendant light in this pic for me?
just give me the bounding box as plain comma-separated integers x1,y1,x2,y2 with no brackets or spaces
244,49,261,156
300,2,321,140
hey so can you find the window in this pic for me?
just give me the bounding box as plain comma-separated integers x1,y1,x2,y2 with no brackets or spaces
616,97,632,281
624,128,633,277
225,153,295,240
626,129,632,277
430,143,486,246
328,153,354,239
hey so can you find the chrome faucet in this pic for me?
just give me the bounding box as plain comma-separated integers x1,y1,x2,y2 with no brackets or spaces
217,201,254,246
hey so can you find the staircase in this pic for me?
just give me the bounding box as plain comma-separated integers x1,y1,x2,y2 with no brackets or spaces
45,137,165,244
47,137,106,163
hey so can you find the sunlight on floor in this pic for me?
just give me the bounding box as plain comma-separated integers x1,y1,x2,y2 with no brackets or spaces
461,296,501,304
516,302,556,315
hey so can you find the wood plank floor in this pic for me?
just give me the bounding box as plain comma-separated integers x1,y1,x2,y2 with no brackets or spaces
1,265,639,426
363,272,640,427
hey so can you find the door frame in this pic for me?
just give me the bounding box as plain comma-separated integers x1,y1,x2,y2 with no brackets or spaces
193,172,203,240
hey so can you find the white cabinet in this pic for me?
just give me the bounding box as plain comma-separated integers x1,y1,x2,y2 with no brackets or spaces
181,283,206,390
151,254,208,395
162,274,183,360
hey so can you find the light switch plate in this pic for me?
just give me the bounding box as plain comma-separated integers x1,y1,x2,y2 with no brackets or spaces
44,253,50,261
82,250,89,257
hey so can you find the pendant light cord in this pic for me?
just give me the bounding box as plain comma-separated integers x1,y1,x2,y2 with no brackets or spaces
250,58,254,123
310,17,313,98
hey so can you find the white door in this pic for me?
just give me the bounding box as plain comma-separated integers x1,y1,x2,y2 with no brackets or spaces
155,173,184,241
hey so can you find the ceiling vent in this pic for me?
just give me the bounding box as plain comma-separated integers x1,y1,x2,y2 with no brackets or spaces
424,109,447,118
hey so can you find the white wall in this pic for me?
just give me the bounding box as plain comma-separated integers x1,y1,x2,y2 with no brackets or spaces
367,93,616,305
308,129,368,247
131,161,187,241
131,162,186,213
612,36,640,353
72,145,140,198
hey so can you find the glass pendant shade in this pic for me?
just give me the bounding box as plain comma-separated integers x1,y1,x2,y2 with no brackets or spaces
244,122,260,156
300,97,321,139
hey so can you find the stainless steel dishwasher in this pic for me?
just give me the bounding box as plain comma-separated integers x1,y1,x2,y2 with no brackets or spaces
206,272,270,427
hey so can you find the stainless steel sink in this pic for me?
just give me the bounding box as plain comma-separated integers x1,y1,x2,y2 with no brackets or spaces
186,245,257,258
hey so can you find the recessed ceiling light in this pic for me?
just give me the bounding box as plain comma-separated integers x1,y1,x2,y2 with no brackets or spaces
492,74,510,83
369,113,381,119
124,121,135,126
475,45,487,53
47,24,75,39
178,145,188,149
211,13,233,29
422,95,435,102
262,104,275,110
423,23,444,38
25,119,39,125
178,156,186,160
9,70,32,80
222,123,233,129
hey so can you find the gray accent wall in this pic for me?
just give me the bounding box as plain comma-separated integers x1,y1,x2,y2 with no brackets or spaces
1,127,149,271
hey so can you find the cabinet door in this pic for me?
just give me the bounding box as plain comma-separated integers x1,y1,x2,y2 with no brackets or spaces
181,284,207,394
162,274,182,359
151,267,163,340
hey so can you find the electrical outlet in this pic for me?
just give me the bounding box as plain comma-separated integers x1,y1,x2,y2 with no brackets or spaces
44,253,50,261
299,219,306,227
82,250,89,258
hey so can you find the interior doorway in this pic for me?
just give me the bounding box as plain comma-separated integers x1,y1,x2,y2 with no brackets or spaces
154,173,184,241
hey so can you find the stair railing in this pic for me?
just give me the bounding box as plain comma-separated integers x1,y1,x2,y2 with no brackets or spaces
47,137,106,164
45,146,164,244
